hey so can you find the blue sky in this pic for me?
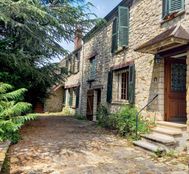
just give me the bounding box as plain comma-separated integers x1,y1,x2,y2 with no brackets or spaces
54,0,122,62
60,0,122,53
90,0,122,19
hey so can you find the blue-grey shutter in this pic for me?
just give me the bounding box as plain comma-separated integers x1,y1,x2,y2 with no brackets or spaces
111,18,118,53
106,70,113,103
63,89,66,105
162,0,169,18
89,58,96,80
69,90,73,107
118,6,129,47
128,64,135,104
169,0,184,13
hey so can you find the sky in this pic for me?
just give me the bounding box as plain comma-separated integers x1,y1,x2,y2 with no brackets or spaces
57,0,122,61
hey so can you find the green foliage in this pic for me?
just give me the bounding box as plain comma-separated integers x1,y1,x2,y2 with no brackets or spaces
62,106,74,115
96,104,109,127
75,113,86,120
97,105,151,139
0,0,96,104
0,82,36,143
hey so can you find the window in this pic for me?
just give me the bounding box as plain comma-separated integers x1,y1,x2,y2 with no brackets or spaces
162,0,184,19
111,6,129,53
107,64,135,104
121,72,129,100
116,70,129,101
89,57,96,80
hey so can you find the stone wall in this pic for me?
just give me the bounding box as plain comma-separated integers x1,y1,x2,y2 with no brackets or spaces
44,87,64,112
80,0,189,122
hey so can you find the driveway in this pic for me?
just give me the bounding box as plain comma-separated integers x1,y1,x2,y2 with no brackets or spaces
8,116,188,174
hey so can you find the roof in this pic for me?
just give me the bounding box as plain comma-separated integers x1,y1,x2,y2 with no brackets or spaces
135,25,189,54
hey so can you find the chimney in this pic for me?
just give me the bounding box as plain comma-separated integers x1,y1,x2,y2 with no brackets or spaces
74,29,82,50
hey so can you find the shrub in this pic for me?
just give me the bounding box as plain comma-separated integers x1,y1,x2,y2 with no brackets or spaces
110,105,150,137
97,104,150,139
96,104,109,127
62,106,75,116
74,113,86,120
0,82,36,143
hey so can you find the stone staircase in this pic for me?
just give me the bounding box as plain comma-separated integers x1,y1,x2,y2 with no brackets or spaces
133,121,188,153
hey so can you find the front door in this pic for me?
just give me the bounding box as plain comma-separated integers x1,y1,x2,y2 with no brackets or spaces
86,90,94,121
165,57,187,122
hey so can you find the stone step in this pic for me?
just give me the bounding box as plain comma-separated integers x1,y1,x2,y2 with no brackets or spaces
151,127,182,137
156,121,187,131
133,140,166,153
141,133,176,145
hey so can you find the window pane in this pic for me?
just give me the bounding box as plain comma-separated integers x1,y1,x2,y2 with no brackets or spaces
171,63,186,92
121,72,128,100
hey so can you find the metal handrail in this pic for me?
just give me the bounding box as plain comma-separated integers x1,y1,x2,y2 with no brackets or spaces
136,94,158,137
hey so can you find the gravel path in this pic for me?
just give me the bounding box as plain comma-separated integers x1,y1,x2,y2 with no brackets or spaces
8,116,189,174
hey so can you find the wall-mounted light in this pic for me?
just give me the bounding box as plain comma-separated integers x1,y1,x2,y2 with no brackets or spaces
155,54,161,64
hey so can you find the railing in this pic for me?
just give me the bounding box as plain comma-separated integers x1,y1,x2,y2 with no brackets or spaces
136,94,158,137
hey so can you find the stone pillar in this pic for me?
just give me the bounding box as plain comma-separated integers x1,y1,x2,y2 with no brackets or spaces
186,51,189,154
65,89,70,106
186,51,189,126
158,59,164,121
93,90,97,122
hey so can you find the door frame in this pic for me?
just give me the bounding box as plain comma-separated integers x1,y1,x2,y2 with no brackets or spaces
164,57,187,121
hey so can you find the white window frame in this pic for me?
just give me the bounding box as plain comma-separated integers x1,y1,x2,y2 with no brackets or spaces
114,69,129,102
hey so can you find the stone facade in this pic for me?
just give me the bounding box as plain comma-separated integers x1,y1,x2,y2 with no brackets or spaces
46,0,189,127
44,86,64,112
78,0,189,125
44,47,82,113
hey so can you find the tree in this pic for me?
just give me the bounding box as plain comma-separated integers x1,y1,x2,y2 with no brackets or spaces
0,82,36,143
0,0,95,105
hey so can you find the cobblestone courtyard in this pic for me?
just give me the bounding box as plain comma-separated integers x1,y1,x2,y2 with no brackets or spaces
7,116,189,174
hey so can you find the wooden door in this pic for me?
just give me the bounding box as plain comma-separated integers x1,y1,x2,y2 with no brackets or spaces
86,90,94,121
165,58,187,122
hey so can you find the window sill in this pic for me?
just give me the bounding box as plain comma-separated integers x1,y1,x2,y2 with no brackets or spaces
112,46,128,56
160,10,185,25
111,100,129,105
87,79,95,83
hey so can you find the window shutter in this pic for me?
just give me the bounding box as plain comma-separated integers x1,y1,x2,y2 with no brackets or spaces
63,89,66,105
106,70,113,103
89,58,96,80
76,87,80,108
118,6,129,47
162,0,169,18
69,90,73,107
169,0,184,13
128,64,135,104
111,18,118,53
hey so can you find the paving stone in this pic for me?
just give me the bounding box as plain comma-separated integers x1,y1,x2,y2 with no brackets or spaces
7,116,189,174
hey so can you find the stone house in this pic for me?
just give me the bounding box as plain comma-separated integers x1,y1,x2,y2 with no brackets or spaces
46,0,189,152
44,31,82,113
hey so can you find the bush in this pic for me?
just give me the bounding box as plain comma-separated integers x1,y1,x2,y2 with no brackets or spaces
96,105,109,127
62,106,75,116
74,113,86,120
0,82,36,143
97,104,150,139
